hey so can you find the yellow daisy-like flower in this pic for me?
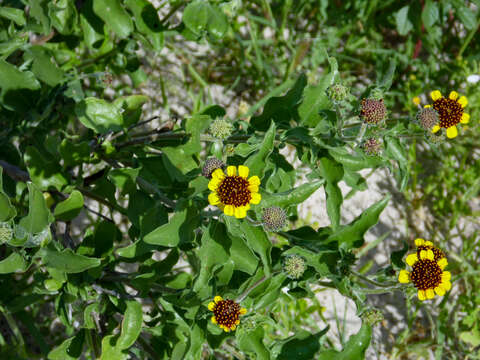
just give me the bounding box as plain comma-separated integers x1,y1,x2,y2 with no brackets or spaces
426,90,470,139
207,296,247,332
207,165,261,219
412,96,421,106
398,245,452,301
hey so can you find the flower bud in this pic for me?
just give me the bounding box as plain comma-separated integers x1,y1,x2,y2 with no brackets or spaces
209,118,233,139
262,206,287,232
283,255,306,279
369,88,384,100
360,98,387,125
416,107,439,131
0,224,13,244
327,83,349,102
361,308,384,326
202,157,225,179
363,137,381,156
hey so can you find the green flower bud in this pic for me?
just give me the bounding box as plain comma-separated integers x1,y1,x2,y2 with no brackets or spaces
370,88,384,100
202,157,225,178
283,255,306,279
361,308,384,326
327,83,349,102
363,137,381,156
416,107,439,131
0,224,13,244
360,98,387,125
262,206,287,232
209,118,233,139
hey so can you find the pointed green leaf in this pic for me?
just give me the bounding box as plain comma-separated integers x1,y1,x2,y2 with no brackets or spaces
54,190,84,221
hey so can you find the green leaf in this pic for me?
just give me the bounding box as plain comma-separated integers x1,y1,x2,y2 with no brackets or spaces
0,6,26,26
48,336,78,360
0,167,16,221
80,0,105,49
100,335,128,360
261,180,324,208
245,122,276,179
0,252,28,274
327,196,390,249
19,182,54,235
394,6,412,36
0,60,40,110
225,217,272,276
276,328,329,360
143,203,198,247
251,74,307,131
182,1,210,35
108,167,140,195
54,190,84,221
318,157,344,229
117,301,143,350
457,6,477,30
460,329,480,347
384,136,409,191
183,114,211,156
329,148,384,171
125,0,164,50
24,46,65,86
93,0,134,38
230,234,259,275
422,0,439,27
47,0,78,35
207,5,229,39
237,327,270,360
318,323,372,359
41,247,101,273
75,97,124,134
24,146,68,191
59,139,91,167
113,95,149,128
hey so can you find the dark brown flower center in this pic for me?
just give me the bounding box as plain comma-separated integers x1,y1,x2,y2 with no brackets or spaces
410,259,442,290
416,245,445,261
433,97,463,128
213,299,241,328
217,176,251,207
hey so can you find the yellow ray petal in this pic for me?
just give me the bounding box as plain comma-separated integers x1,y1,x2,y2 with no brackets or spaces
431,124,441,133
414,238,425,246
398,270,410,283
461,113,470,124
208,178,222,192
227,166,236,176
424,104,432,108
440,281,452,291
248,176,261,186
235,320,240,325
208,193,220,205
223,327,230,332
418,289,426,301
434,286,446,296
406,253,418,266
214,296,223,303
239,308,247,315
248,185,259,193
211,168,225,180
424,241,433,246
211,316,217,324
419,250,427,260
425,249,434,260
238,165,249,178
425,289,435,299
437,258,448,270
430,90,442,101
449,91,458,100
224,205,234,216
412,96,420,105
458,96,468,108
250,193,261,204
446,126,458,139
230,325,236,331
441,271,451,282
208,302,216,311
234,206,247,219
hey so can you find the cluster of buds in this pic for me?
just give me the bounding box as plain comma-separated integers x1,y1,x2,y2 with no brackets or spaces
283,254,306,279
209,118,233,139
363,137,382,156
202,158,225,179
361,308,384,326
416,107,439,131
262,206,287,232
360,98,387,125
326,83,349,102
0,224,13,244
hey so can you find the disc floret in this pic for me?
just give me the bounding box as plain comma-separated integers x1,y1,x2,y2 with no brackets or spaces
208,296,247,332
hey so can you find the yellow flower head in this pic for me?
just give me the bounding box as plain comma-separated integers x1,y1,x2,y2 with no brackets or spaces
427,90,470,139
207,296,247,332
398,242,452,301
207,165,261,219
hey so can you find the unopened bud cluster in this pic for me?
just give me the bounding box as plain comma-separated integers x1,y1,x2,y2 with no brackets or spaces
361,308,384,326
202,158,225,178
327,83,349,102
0,224,13,244
416,107,439,131
363,137,381,156
283,255,306,279
262,206,287,232
210,118,233,139
360,98,387,125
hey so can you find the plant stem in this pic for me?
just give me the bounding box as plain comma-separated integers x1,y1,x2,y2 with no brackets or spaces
351,270,396,287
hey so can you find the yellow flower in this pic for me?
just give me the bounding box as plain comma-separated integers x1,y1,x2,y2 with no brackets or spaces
427,90,470,139
207,165,261,219
398,244,452,301
412,96,421,105
207,296,247,332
